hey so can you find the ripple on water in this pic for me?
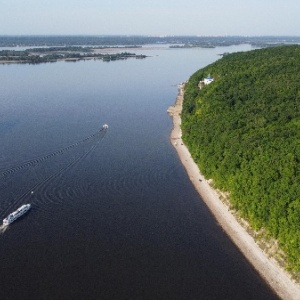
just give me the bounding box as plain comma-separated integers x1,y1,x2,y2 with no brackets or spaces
0,129,108,221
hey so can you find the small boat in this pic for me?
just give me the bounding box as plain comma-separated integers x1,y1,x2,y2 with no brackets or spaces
102,124,109,129
3,204,31,226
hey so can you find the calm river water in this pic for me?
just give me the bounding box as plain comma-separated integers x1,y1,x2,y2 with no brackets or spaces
0,45,278,299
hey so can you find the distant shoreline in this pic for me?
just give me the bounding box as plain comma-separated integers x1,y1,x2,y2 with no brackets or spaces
168,83,300,300
0,47,147,65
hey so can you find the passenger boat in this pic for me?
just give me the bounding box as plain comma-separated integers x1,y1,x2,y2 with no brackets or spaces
3,204,31,226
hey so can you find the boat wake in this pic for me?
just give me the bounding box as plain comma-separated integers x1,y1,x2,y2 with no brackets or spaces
0,125,108,179
0,224,9,234
0,124,109,222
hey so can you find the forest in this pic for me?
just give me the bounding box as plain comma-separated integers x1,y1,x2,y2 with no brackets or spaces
0,47,146,64
181,45,300,271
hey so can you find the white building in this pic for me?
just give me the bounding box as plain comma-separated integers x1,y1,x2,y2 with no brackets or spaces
203,74,214,85
198,74,214,89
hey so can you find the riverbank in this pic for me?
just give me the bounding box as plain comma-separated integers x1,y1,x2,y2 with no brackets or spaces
168,83,300,300
0,48,147,65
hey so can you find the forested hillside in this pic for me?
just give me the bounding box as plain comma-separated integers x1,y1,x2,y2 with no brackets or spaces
182,45,300,271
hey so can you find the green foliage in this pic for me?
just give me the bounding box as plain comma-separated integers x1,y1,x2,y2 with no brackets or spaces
182,45,300,271
0,48,145,64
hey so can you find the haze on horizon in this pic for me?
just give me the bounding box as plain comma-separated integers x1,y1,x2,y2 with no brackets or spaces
2,0,300,36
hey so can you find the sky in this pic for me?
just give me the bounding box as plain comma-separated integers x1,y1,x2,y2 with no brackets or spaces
1,0,300,36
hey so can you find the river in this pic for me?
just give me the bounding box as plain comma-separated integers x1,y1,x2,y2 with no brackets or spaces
0,45,278,299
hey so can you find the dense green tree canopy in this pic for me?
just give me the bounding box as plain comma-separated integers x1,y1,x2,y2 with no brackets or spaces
182,45,300,271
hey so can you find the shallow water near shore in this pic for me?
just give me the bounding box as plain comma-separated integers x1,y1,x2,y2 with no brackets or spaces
0,45,278,299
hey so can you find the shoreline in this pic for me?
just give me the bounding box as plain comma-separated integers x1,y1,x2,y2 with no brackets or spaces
168,83,300,300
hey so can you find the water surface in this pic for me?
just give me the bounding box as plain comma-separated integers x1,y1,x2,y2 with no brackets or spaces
0,45,278,299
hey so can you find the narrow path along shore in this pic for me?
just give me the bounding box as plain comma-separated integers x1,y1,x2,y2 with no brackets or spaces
168,83,300,300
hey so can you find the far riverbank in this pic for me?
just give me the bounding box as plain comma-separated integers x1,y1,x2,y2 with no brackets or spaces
168,83,300,300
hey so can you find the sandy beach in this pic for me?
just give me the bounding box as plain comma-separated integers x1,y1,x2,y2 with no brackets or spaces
168,83,300,300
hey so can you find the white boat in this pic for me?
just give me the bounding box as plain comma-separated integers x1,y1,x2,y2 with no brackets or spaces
102,124,108,129
3,204,31,226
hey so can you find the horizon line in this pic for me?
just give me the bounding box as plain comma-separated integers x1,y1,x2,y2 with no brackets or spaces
1,34,300,38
